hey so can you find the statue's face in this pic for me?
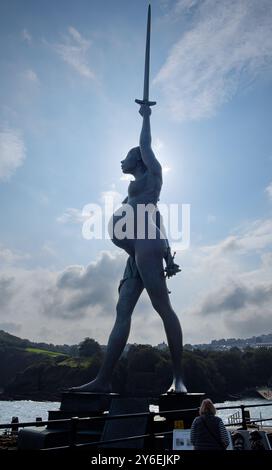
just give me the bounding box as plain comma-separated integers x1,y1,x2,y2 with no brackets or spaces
121,150,138,174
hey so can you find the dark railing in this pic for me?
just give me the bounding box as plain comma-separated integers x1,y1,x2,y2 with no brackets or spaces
1,403,272,450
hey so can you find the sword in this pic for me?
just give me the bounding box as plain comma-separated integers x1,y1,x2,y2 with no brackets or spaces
135,4,156,107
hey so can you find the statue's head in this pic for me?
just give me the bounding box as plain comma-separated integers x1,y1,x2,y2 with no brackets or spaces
121,147,146,175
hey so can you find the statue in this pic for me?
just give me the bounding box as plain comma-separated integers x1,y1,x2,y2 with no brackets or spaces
71,5,187,394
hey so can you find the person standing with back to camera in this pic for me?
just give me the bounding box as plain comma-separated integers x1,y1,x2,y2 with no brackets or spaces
190,398,229,450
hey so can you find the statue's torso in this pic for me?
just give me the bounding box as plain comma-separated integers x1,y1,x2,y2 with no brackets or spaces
127,171,162,205
109,171,163,254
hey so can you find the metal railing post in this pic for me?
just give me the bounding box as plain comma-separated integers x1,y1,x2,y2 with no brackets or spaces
69,417,79,448
241,405,247,430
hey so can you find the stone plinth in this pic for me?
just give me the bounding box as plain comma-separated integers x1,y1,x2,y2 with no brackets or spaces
18,392,117,450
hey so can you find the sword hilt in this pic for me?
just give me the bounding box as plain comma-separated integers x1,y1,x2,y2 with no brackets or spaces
135,99,156,106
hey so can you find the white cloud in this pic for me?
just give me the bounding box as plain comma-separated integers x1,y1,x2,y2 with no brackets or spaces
265,181,272,200
0,322,21,334
1,211,272,345
120,174,133,181
23,69,39,82
100,190,123,206
178,216,272,343
0,128,26,181
194,280,272,316
1,216,272,345
21,28,32,43
42,242,56,257
53,26,95,79
0,245,30,264
58,190,123,225
57,207,88,224
155,0,272,120
0,251,126,344
202,218,272,258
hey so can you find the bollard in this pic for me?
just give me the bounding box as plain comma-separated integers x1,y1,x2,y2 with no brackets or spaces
11,417,19,434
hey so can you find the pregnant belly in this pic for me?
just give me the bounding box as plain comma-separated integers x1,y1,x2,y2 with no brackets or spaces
108,209,135,255
108,204,165,255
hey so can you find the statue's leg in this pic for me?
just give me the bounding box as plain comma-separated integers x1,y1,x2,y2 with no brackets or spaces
69,260,143,393
94,275,144,388
135,243,187,393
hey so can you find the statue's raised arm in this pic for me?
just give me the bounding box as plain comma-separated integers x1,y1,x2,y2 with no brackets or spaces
139,104,162,176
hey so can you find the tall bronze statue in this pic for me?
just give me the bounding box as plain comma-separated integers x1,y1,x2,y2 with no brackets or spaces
72,5,187,394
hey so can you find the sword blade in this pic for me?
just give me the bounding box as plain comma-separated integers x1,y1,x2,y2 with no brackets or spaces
143,4,151,102
135,4,156,107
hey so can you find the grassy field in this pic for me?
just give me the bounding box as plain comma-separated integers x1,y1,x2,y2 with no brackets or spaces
25,347,67,358
58,357,93,368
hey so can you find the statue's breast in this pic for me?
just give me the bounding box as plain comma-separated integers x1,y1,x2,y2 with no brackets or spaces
128,172,161,204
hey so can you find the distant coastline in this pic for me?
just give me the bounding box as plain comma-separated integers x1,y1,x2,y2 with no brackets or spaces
1,330,272,404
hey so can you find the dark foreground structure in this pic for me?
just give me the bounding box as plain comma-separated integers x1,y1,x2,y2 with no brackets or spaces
17,392,204,450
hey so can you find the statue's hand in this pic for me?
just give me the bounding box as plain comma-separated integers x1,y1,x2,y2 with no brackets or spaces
139,104,152,117
163,248,181,278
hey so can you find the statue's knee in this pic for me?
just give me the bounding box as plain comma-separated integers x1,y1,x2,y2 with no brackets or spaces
152,299,173,318
151,298,163,313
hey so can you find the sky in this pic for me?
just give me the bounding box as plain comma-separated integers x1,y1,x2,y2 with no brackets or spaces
0,0,272,346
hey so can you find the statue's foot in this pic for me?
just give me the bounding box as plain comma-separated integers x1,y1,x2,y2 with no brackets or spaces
168,378,187,394
68,378,112,394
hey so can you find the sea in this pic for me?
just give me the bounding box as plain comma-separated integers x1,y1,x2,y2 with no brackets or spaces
0,397,272,431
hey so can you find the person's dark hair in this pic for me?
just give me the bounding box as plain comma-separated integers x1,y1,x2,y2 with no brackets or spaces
129,146,147,171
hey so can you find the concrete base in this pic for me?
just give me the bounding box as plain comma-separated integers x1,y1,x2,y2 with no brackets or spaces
159,392,205,428
18,391,117,450
18,427,70,450
60,391,118,413
100,396,150,448
17,391,206,450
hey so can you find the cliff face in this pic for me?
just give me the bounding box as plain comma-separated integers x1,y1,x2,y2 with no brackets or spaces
4,363,95,401
1,350,102,401
0,348,43,389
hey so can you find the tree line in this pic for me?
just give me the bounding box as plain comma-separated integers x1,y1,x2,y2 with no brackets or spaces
78,338,272,400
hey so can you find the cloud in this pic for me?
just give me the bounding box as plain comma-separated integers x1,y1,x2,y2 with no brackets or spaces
265,181,272,200
196,280,272,316
0,128,26,181
155,0,272,120
224,308,272,338
202,218,272,259
100,190,123,206
21,28,32,43
58,190,123,225
23,69,39,82
0,251,131,344
41,242,56,257
0,245,30,264
1,214,272,345
0,277,15,308
50,251,125,318
178,214,272,343
0,322,21,334
120,174,133,181
57,207,88,224
53,26,95,79
0,248,163,345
